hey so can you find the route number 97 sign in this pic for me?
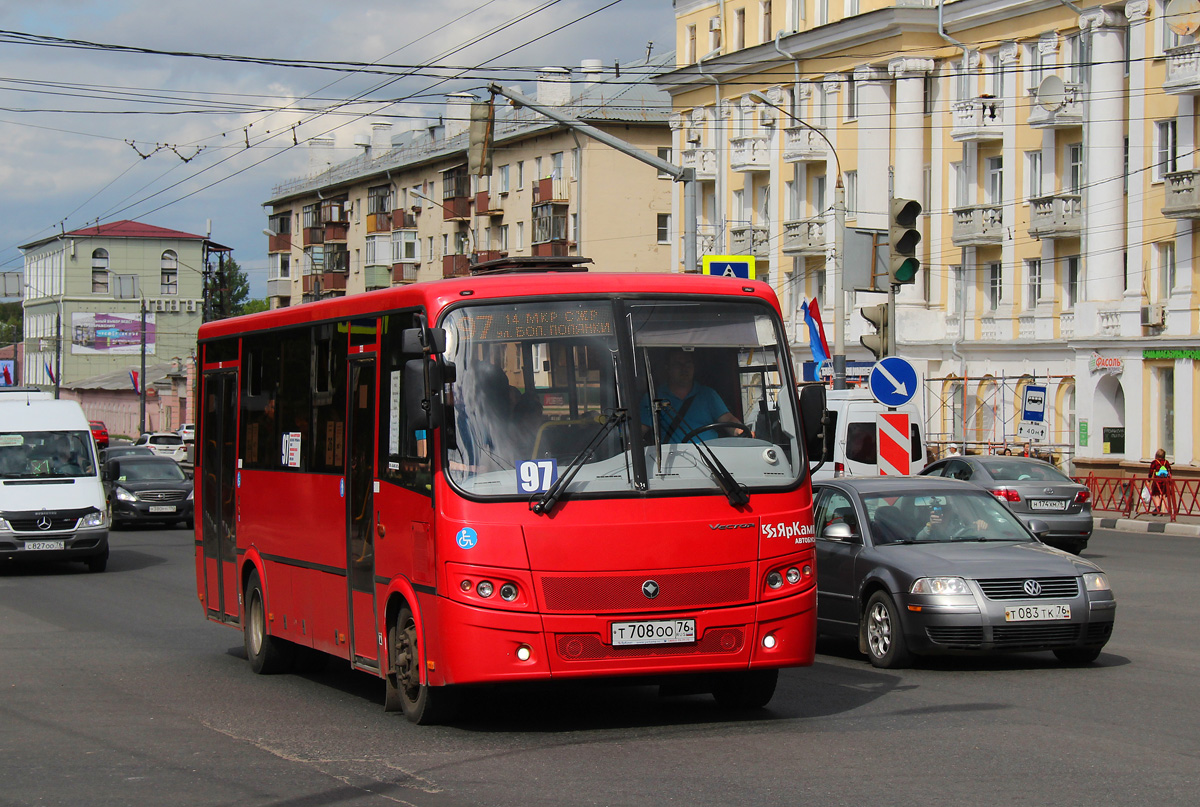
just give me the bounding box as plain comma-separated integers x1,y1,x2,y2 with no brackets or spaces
518,459,558,493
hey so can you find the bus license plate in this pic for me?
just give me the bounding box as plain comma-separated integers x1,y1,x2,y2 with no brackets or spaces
611,619,696,647
25,540,64,551
148,506,176,513
1005,604,1071,622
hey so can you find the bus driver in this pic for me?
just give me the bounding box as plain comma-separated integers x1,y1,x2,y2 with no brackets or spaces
640,348,740,443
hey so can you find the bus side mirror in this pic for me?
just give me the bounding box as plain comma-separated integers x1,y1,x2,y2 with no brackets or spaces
405,359,445,430
401,326,447,355
798,384,828,462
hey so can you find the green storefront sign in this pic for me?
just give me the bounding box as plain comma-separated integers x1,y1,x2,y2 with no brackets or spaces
1079,419,1089,447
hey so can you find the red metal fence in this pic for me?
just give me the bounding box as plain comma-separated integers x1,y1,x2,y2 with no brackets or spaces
1075,474,1200,522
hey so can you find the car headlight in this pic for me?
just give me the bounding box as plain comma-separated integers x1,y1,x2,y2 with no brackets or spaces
81,511,106,528
910,576,971,596
1083,572,1110,591
187,489,194,501
115,487,137,503
0,517,10,532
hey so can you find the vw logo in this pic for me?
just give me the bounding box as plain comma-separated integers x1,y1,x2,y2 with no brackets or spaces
642,580,660,599
1023,579,1043,597
35,516,52,531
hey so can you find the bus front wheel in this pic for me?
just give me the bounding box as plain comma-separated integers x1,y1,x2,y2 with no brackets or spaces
244,569,294,674
384,605,457,724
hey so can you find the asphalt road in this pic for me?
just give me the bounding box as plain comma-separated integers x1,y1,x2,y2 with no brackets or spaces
1,526,1196,807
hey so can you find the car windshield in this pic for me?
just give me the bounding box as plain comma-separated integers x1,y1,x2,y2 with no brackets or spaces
984,460,1073,483
862,490,1034,545
114,460,186,482
0,430,97,478
441,297,801,500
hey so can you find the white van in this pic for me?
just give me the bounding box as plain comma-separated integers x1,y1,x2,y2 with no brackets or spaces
811,388,925,480
0,398,109,571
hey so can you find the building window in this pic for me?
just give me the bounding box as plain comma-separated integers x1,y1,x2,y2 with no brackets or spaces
391,230,418,262
844,0,859,17
686,24,697,63
989,51,1006,98
516,221,525,251
498,224,509,251
952,162,967,207
1156,120,1178,181
267,211,291,235
1068,143,1084,193
1158,365,1175,455
302,203,321,229
365,235,387,267
657,147,673,179
986,156,1003,204
987,263,1002,311
845,73,857,120
709,16,722,51
657,214,671,244
1026,151,1043,200
1064,255,1081,307
732,7,745,49
91,248,109,294
923,74,935,115
1026,42,1044,91
367,184,391,216
845,171,858,217
1159,241,1177,297
1026,259,1042,307
269,253,290,280
517,161,525,189
498,164,510,193
760,1,772,43
160,250,178,295
950,265,964,315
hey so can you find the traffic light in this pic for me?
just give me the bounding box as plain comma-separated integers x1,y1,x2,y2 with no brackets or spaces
468,101,495,175
860,303,889,360
888,197,922,285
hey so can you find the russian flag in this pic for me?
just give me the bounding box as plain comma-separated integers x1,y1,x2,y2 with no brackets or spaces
129,370,140,392
801,300,829,365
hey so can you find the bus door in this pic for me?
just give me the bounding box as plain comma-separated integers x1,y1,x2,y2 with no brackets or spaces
201,370,239,623
346,356,380,670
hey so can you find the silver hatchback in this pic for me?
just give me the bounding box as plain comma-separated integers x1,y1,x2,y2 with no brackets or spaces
814,477,1116,669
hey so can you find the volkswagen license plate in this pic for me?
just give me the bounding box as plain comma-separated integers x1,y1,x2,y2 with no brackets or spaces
1005,604,1071,622
25,540,64,551
1030,499,1068,511
148,505,176,513
611,618,696,646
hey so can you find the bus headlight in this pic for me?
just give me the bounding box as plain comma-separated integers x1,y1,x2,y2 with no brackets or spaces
767,571,783,589
499,583,518,601
476,581,494,598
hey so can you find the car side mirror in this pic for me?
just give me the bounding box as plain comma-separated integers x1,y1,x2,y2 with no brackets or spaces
821,521,854,541
1026,518,1051,540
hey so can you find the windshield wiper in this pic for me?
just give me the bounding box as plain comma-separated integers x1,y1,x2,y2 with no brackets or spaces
530,409,627,516
656,401,749,508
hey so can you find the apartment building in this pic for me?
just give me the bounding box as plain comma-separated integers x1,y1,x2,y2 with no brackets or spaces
263,56,674,308
657,0,1200,477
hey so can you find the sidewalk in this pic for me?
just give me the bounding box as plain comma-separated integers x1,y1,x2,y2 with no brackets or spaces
1095,512,1200,537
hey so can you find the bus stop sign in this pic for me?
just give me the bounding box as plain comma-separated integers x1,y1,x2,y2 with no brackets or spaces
702,254,756,280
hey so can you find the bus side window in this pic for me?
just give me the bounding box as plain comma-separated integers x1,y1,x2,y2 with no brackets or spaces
380,311,433,497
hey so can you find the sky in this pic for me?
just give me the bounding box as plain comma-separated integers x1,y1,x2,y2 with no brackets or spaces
0,0,676,299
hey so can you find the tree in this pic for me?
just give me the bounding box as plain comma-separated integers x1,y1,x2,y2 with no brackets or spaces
240,298,269,315
211,255,253,319
0,301,21,346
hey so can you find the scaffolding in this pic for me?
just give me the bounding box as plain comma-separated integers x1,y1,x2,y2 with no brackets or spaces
923,372,1076,469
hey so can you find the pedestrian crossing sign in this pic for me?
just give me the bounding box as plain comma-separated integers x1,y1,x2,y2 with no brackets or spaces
701,255,756,280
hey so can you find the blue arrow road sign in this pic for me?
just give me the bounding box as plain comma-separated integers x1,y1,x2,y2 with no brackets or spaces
869,357,918,408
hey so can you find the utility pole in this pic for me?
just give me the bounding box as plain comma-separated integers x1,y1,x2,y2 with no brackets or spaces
832,183,847,390
484,83,698,273
139,297,147,434
54,308,61,399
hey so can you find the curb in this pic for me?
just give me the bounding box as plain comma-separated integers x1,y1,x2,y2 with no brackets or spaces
1097,517,1200,537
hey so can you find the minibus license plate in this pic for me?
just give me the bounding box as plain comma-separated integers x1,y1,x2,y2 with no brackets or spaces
1005,604,1070,622
25,540,64,551
611,619,695,646
149,506,176,513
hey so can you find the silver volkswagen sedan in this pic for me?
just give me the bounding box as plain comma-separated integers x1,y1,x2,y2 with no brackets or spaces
814,476,1116,669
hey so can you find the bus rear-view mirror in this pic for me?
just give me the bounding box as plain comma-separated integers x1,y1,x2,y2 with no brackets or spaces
404,359,444,430
798,384,828,462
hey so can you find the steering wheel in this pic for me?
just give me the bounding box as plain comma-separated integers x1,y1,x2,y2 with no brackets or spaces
679,420,751,443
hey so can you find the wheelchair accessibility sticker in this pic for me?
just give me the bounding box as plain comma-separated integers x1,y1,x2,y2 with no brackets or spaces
455,528,478,549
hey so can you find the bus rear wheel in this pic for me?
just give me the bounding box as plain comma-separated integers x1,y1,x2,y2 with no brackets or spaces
384,606,456,724
244,569,294,674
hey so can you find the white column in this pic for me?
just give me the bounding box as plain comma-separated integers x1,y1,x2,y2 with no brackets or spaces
1082,8,1128,304
854,66,891,232
1124,2,1150,330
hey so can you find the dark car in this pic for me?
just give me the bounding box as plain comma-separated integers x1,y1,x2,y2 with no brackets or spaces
814,476,1115,669
920,455,1092,554
99,445,155,465
89,420,109,451
103,455,193,529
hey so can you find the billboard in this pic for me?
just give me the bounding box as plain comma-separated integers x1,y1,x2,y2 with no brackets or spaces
0,359,14,386
71,312,156,355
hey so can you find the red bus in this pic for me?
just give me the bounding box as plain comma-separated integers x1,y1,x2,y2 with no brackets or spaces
195,259,826,723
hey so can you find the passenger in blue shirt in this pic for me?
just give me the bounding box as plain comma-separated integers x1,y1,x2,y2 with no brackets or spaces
640,349,740,442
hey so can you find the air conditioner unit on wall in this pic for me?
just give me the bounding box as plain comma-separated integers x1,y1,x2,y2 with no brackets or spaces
709,17,722,31
1141,303,1166,327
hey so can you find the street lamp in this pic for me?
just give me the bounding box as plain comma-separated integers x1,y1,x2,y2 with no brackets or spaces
747,90,849,391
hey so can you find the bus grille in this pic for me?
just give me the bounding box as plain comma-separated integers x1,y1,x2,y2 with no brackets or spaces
555,628,745,661
539,567,752,612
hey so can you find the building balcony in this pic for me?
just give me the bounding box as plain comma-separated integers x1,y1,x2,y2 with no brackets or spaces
1028,193,1082,239
302,226,323,247
1164,43,1200,94
365,265,391,290
266,277,291,299
782,126,829,163
1026,84,1083,129
441,196,471,221
391,209,417,229
474,190,504,216
533,177,569,204
681,147,717,180
952,204,1004,247
392,262,419,283
729,223,769,258
302,271,347,294
443,254,471,278
266,233,291,253
323,222,349,243
1162,170,1200,219
781,217,827,255
366,212,391,234
730,136,771,172
951,97,1004,142
695,224,718,257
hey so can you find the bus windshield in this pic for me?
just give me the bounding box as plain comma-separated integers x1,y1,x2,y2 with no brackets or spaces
442,297,802,500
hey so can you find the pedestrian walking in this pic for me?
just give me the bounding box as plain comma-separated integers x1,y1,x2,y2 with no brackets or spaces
1149,448,1172,516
